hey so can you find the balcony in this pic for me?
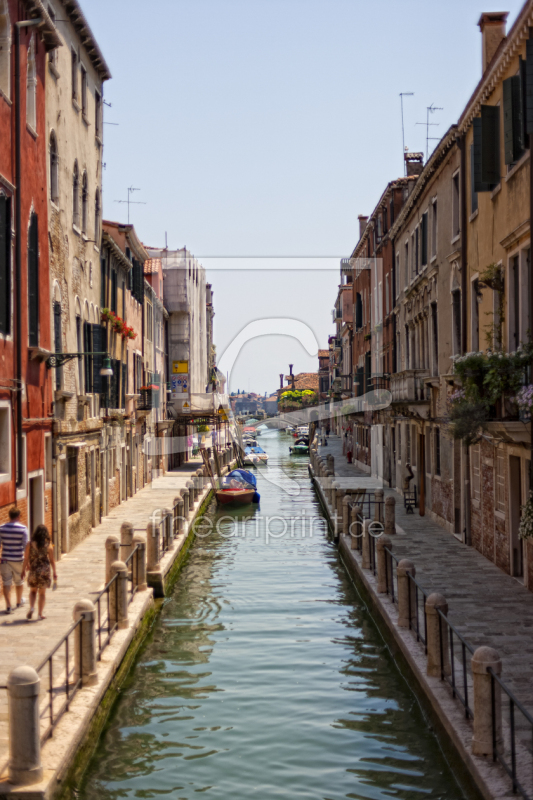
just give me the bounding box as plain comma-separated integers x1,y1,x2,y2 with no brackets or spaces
391,370,430,403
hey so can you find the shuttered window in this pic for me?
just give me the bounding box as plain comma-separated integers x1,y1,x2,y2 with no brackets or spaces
53,301,62,389
481,104,500,186
421,212,428,266
495,450,505,513
83,321,91,393
472,445,481,502
67,447,78,515
121,361,127,408
0,196,10,335
27,212,39,347
111,269,117,313
525,40,533,134
355,292,363,329
91,324,104,395
470,144,478,213
435,427,441,476
503,75,524,165
473,117,494,193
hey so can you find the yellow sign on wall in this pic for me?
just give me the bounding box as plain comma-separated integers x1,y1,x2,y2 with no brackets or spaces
173,360,189,374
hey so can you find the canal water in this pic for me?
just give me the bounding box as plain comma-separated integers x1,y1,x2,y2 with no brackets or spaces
80,431,467,799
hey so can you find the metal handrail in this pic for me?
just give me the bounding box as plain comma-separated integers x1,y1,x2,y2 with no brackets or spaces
35,616,83,742
93,572,119,660
437,608,475,719
489,667,533,799
407,571,428,651
124,543,141,604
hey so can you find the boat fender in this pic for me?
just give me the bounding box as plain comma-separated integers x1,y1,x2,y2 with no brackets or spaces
253,491,260,503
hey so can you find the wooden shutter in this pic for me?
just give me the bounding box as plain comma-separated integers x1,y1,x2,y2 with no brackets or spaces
0,197,10,335
480,105,500,186
53,301,62,389
473,118,492,193
121,361,127,408
91,324,103,395
28,213,39,347
503,76,523,165
526,40,533,134
83,321,91,393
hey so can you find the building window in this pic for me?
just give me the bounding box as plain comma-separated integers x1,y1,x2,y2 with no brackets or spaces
431,200,437,257
73,161,80,228
81,172,88,234
45,434,52,483
434,427,441,476
472,445,481,502
404,242,409,288
94,190,100,248
85,451,90,495
95,90,102,138
431,302,438,377
0,0,11,99
0,404,10,479
53,300,62,389
473,106,500,192
411,425,417,467
503,75,525,167
27,212,39,347
111,269,117,313
26,36,36,131
406,423,411,464
146,302,153,341
495,449,505,513
471,278,480,352
67,447,78,515
452,289,461,356
81,65,87,117
0,195,10,335
71,48,78,101
76,314,83,392
452,172,460,238
421,212,428,267
49,132,59,204
508,252,530,351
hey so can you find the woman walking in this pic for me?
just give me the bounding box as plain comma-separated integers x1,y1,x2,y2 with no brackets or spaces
21,525,57,620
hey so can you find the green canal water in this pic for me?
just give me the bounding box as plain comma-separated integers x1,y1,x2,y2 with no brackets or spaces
79,432,467,799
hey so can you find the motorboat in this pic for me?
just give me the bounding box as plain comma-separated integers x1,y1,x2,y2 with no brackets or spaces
243,445,269,465
290,437,309,455
215,469,259,505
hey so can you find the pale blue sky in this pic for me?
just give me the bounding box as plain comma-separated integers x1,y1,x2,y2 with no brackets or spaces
83,0,525,393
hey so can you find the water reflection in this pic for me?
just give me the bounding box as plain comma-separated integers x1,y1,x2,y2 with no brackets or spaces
80,432,467,800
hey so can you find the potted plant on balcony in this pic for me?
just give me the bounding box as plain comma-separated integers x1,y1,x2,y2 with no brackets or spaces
139,384,159,410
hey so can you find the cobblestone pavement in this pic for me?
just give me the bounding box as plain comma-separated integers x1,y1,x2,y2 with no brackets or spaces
317,436,533,716
0,458,207,762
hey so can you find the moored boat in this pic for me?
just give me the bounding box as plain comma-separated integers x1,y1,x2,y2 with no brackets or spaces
290,437,309,455
215,469,259,505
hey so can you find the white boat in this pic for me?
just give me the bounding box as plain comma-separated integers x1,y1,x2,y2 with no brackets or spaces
243,445,269,466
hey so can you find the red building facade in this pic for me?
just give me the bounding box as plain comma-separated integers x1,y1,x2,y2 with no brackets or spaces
0,2,59,531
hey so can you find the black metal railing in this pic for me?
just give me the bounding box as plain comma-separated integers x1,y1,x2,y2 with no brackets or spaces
35,616,84,742
407,572,428,651
437,609,475,719
93,573,119,660
124,543,141,604
489,669,533,799
383,546,399,603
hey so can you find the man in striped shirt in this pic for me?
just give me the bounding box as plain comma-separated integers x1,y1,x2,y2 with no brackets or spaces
0,508,28,614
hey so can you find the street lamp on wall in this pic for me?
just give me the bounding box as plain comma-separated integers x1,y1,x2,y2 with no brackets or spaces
46,352,114,377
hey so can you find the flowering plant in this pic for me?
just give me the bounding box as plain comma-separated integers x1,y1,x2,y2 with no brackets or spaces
513,384,533,413
519,491,533,540
101,309,137,340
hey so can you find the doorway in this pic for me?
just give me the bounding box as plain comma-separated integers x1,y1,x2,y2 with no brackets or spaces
509,455,523,578
28,473,44,536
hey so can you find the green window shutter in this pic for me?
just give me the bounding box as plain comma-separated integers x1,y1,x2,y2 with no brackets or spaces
526,40,533,134
28,213,39,347
421,212,428,266
503,76,523,165
121,362,127,408
480,105,500,185
470,144,478,213
473,118,491,192
91,324,103,395
83,321,91,393
0,197,10,335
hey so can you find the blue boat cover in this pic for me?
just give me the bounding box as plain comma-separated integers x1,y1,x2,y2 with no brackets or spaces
226,469,257,488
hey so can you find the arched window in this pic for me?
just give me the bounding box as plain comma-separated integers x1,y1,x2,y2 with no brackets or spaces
49,132,59,204
94,189,100,247
26,36,36,130
81,172,88,234
0,0,11,99
73,161,79,227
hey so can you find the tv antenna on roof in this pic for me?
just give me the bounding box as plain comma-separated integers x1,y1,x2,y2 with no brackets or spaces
114,186,146,224
416,103,443,161
400,92,414,175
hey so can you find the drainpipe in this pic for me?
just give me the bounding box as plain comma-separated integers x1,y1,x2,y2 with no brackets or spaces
14,19,42,489
459,133,472,546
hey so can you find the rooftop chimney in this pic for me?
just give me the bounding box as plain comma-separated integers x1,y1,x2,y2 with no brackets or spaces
478,12,508,73
404,152,424,177
358,215,368,239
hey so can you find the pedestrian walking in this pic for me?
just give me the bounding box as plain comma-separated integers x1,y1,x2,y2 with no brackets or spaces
22,525,57,621
0,507,29,614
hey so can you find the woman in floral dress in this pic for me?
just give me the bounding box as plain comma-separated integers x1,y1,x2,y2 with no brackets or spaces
21,525,57,620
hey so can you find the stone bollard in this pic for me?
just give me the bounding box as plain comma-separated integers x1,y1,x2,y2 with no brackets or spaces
73,599,97,686
397,559,416,628
109,560,129,630
195,469,203,499
146,521,160,571
176,499,185,535
330,479,338,510
131,534,147,591
173,497,181,537
7,666,43,785
105,535,120,585
209,458,216,478
120,521,134,564
342,495,352,540
362,518,371,569
374,488,384,523
180,487,189,521
350,504,361,550
186,480,195,510
376,535,392,593
425,593,450,677
327,454,335,473
162,508,172,550
472,646,503,756
384,495,396,536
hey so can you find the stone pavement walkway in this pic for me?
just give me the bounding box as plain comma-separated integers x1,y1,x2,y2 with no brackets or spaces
317,435,533,717
0,457,209,764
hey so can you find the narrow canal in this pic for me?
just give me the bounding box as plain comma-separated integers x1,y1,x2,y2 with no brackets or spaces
80,431,467,799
